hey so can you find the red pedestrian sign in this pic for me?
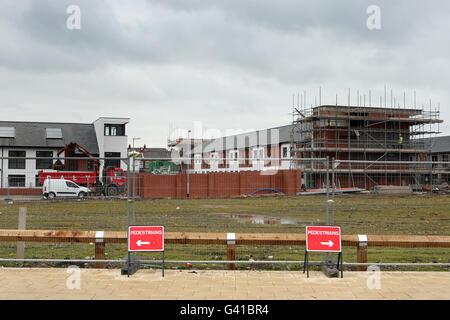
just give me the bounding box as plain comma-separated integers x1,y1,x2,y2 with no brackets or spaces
306,226,341,252
128,226,164,252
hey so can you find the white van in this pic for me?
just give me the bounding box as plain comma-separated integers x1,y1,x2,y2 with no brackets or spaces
43,178,91,199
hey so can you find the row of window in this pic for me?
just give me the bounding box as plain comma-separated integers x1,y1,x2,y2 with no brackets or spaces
7,175,26,187
5,150,122,171
6,151,54,170
104,124,125,136
193,146,291,164
5,174,50,187
0,127,63,139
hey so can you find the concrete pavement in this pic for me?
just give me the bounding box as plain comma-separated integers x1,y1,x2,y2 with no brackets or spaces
0,268,449,300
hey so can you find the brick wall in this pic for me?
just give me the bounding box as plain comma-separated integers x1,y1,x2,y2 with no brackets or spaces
136,170,302,199
0,188,42,196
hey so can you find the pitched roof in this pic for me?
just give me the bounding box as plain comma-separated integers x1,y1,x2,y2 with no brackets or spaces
190,124,300,154
422,136,450,153
141,148,171,159
0,121,99,154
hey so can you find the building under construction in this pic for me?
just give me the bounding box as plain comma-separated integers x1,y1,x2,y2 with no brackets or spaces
290,104,444,190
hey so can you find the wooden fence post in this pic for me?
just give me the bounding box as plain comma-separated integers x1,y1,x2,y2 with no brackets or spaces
94,231,105,268
16,207,27,260
357,234,368,271
227,233,236,270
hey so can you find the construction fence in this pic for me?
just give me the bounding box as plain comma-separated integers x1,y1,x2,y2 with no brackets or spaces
1,156,450,199
0,156,449,271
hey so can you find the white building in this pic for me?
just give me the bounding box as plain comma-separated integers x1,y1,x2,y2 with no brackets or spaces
0,117,130,188
176,124,299,174
93,117,130,171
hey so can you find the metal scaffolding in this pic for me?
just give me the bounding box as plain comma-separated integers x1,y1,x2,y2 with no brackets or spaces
289,91,443,190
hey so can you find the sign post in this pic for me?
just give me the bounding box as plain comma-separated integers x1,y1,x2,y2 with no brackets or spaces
304,226,343,278
127,226,165,277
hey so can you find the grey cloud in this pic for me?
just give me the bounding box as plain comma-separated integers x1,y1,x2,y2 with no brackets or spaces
2,0,449,75
0,0,449,146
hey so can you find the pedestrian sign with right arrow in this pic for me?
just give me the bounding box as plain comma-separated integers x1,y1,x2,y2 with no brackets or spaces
306,226,341,252
304,226,343,278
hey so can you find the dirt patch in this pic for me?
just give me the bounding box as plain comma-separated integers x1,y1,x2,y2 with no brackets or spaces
216,212,301,225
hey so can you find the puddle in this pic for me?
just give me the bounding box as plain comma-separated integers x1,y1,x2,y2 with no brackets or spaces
219,213,300,225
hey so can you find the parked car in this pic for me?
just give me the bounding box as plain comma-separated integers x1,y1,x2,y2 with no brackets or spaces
43,178,91,199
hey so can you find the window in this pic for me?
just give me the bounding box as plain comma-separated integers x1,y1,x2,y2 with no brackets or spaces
46,128,62,139
36,151,53,169
104,124,125,136
282,147,289,158
8,175,25,187
8,151,26,169
105,152,121,168
0,127,15,138
210,152,218,168
229,150,239,170
229,150,238,159
66,181,79,188
87,159,95,171
252,147,264,159
35,174,43,187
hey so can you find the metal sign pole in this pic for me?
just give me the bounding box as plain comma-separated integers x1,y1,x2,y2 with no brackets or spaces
326,156,330,225
162,251,165,277
306,252,309,278
131,157,137,270
332,157,336,225
132,157,136,225
127,158,131,277
325,157,330,262
303,251,309,278
336,252,343,278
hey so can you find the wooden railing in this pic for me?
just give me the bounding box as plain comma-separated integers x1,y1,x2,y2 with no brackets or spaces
1,229,449,270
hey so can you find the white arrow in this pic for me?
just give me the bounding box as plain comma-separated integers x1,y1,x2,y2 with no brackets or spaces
136,240,150,247
320,240,334,247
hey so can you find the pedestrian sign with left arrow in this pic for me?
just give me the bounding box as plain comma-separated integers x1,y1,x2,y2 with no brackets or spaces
128,226,164,252
127,226,165,278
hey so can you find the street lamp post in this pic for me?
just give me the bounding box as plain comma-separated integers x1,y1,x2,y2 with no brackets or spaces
132,137,141,150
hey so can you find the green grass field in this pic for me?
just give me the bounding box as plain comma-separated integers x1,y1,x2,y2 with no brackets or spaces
0,194,449,270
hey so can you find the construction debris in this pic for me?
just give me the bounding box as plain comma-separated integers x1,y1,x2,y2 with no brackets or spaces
298,187,365,195
372,185,413,195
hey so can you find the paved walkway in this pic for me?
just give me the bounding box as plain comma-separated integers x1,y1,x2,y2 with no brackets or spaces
0,268,449,300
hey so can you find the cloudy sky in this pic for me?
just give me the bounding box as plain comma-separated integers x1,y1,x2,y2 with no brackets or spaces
1,0,449,147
